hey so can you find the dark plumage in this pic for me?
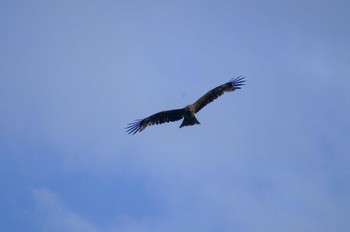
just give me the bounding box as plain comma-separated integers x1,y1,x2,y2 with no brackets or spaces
126,76,245,134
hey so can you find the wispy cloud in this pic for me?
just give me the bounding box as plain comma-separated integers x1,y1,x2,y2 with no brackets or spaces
33,188,103,232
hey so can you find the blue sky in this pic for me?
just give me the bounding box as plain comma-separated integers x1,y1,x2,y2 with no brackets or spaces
1,0,350,231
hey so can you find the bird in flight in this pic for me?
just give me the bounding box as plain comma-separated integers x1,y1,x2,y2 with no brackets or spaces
126,76,245,135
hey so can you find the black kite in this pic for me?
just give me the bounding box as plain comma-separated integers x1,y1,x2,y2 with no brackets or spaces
126,76,245,134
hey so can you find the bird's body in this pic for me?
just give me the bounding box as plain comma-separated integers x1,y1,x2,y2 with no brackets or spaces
180,104,200,128
126,76,245,134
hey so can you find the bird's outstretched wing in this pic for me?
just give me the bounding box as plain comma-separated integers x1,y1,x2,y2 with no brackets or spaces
193,76,245,113
126,109,186,135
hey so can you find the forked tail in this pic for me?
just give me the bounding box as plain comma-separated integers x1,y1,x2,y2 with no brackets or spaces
179,116,200,128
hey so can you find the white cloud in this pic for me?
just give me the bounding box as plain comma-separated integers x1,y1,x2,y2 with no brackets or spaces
32,188,165,232
33,188,103,232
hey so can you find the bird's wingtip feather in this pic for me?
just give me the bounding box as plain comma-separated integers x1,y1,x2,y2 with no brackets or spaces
126,119,143,135
229,76,246,88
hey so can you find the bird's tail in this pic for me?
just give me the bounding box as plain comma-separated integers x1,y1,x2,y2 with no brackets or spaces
179,116,200,128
